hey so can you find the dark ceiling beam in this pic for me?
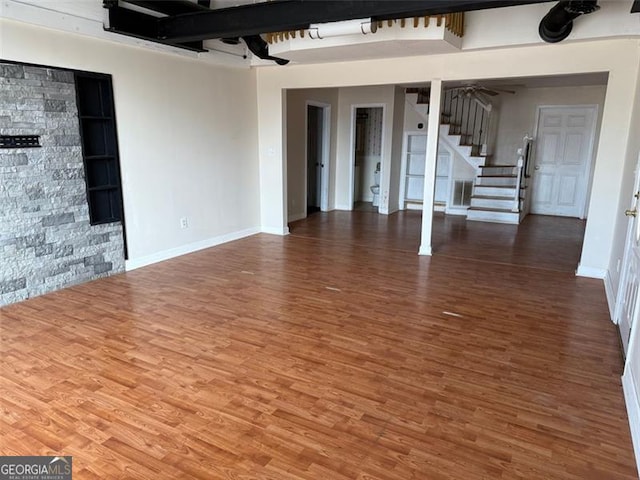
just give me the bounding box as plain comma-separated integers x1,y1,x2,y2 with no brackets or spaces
125,0,210,16
106,6,205,52
157,0,553,43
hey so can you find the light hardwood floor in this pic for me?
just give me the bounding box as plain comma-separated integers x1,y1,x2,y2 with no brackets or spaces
0,212,635,479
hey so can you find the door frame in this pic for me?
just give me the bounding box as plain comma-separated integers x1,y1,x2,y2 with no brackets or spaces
349,103,386,210
531,104,599,219
305,101,331,212
614,157,640,351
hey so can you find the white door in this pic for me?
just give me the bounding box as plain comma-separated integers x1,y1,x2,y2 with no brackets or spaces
531,106,597,217
615,158,640,355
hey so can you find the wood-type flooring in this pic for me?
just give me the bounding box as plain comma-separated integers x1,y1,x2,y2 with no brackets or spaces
1,211,635,479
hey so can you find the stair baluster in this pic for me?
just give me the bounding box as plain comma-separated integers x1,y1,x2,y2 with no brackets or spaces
513,158,524,212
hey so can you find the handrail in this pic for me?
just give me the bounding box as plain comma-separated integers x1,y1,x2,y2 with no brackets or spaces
514,135,533,213
266,12,464,44
441,89,490,157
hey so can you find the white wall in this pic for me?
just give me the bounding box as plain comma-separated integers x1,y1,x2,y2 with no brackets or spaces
285,88,339,221
463,1,640,52
256,38,640,280
1,19,261,267
493,85,607,166
335,85,396,211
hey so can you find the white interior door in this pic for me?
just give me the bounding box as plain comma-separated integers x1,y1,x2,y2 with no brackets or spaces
615,158,640,355
531,106,597,218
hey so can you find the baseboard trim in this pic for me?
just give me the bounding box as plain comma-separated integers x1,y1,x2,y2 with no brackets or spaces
261,226,290,235
576,264,607,279
335,203,353,211
125,226,261,271
623,369,640,478
288,212,306,223
444,207,469,216
604,269,616,322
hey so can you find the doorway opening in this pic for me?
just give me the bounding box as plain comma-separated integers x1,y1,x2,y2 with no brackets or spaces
305,102,330,215
351,106,384,211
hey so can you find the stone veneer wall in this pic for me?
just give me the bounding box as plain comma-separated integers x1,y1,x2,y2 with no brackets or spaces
0,63,125,306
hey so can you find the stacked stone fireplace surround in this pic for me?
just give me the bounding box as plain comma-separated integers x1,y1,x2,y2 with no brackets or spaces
0,63,125,306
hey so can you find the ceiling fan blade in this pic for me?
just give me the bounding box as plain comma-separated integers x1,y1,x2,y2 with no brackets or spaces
475,86,499,96
491,87,517,94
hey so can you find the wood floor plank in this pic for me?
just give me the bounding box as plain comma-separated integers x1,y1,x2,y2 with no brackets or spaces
0,212,636,478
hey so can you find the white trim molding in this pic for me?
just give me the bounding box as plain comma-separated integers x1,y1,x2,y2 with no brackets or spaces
335,203,353,211
576,264,607,279
419,244,432,256
125,227,260,271
261,226,290,235
604,269,616,322
623,369,640,479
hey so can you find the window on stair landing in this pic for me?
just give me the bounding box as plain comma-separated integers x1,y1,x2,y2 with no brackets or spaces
75,72,124,225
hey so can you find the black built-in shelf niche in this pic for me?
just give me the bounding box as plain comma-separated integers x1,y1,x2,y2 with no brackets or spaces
75,72,124,225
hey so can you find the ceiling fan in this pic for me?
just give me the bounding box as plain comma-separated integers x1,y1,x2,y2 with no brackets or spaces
446,84,517,97
445,83,517,113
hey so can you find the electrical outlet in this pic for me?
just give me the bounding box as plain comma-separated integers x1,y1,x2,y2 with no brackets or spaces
180,217,188,229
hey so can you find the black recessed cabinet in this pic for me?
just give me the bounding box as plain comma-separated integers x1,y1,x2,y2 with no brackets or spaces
75,73,124,226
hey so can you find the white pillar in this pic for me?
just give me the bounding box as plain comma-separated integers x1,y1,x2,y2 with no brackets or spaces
419,79,442,256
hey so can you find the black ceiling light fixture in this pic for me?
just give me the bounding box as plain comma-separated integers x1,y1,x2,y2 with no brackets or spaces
538,1,600,43
242,36,290,65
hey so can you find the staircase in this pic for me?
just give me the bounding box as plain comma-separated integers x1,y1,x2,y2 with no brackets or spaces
467,165,524,224
439,90,528,224
406,89,530,224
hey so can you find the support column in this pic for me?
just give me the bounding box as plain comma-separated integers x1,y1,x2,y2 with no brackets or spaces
419,79,442,256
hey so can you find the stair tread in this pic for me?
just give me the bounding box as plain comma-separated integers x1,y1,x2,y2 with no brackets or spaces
478,174,517,178
468,207,519,213
479,164,516,168
472,195,517,200
475,185,516,189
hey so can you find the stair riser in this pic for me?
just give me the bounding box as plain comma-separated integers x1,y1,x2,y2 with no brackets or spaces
480,167,516,176
471,198,517,209
466,210,520,224
473,186,517,197
476,177,517,187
